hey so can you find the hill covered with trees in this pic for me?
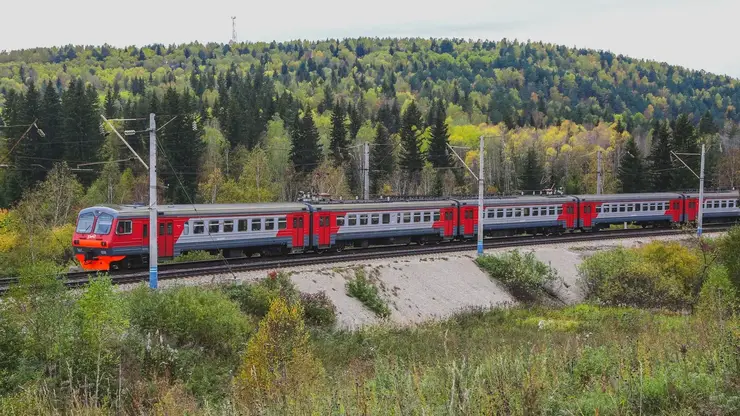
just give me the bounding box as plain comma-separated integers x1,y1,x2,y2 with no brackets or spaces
1,37,740,209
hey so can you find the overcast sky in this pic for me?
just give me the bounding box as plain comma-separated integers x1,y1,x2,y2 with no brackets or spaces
2,0,739,77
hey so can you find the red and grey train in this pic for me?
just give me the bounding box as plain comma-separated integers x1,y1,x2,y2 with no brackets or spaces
72,191,740,271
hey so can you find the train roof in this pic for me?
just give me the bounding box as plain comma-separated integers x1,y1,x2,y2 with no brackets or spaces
79,203,310,218
310,199,457,212
683,191,739,199
576,193,683,202
457,195,577,206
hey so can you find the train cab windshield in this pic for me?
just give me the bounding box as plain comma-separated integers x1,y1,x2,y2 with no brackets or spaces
93,213,114,235
76,213,95,233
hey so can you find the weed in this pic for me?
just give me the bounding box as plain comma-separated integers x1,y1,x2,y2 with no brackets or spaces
476,250,558,302
346,268,391,318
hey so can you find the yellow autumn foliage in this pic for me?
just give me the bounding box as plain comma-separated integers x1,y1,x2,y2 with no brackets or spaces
233,296,325,409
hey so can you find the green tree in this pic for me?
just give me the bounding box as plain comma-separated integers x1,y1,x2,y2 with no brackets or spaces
328,100,349,166
399,100,425,177
427,100,451,169
618,137,646,192
671,114,699,190
290,109,322,174
648,120,673,191
370,123,394,194
520,147,543,191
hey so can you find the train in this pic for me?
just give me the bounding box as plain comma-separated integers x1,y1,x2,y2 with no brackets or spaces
72,191,740,271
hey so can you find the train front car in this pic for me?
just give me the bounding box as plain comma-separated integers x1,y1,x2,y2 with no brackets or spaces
457,195,578,238
72,205,148,271
577,193,684,230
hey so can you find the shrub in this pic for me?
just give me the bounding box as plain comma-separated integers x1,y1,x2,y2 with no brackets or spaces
697,266,738,317
233,297,325,408
300,291,337,327
476,250,558,301
718,226,740,292
126,285,253,357
346,268,390,318
165,249,223,264
578,242,702,309
222,272,298,317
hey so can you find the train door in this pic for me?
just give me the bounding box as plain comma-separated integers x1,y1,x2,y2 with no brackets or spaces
292,215,306,248
444,209,455,238
461,206,476,237
157,219,174,257
317,212,332,247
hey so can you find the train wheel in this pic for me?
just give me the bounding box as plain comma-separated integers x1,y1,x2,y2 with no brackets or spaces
418,237,428,246
335,243,345,253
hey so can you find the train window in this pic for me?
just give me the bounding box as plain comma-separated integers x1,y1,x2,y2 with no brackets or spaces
223,220,234,232
159,223,164,236
238,219,249,232
618,205,625,213
673,202,680,210
635,204,641,212
721,201,728,208
497,209,504,218
383,213,391,224
209,221,220,234
627,205,633,212
403,213,411,223
714,201,720,208
76,213,95,233
523,208,530,216
487,210,494,219
265,219,275,230
533,207,539,216
167,223,173,235
94,214,114,235
689,202,696,209
585,206,591,214
649,203,655,211
193,221,204,234
183,223,189,235
360,214,368,225
116,220,132,235
252,219,262,231
414,213,422,222
348,215,357,226
505,209,512,218
278,217,287,229
557,207,563,215
567,206,574,215
548,207,555,216
514,208,522,217
143,224,148,238
464,211,473,220
445,211,453,220
371,214,380,225
336,216,345,226
433,212,441,222
423,212,431,222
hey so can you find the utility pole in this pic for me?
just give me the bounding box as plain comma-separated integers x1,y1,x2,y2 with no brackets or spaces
363,141,370,200
477,135,484,256
148,113,158,289
447,139,486,256
596,149,602,195
671,145,705,238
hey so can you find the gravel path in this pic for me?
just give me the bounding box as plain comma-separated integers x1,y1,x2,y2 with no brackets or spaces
116,231,723,328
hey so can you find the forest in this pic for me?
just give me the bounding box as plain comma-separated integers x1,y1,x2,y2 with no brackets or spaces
1,37,740,212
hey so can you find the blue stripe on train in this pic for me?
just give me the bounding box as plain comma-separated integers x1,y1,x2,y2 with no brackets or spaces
174,236,294,255
311,228,447,247
458,220,566,237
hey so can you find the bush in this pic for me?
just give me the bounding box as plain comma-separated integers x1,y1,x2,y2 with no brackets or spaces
222,271,298,317
165,249,223,264
578,242,702,309
476,250,558,301
233,297,325,408
697,266,738,317
718,226,740,292
346,269,390,318
126,285,253,357
300,291,337,327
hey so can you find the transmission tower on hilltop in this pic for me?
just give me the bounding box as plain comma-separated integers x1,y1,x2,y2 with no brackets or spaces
230,16,237,44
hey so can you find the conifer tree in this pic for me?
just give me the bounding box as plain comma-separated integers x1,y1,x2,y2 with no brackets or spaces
60,79,103,186
648,120,673,191
370,123,394,194
347,101,363,141
328,100,349,166
290,109,322,174
519,146,543,191
39,80,62,167
699,110,718,136
399,100,424,176
618,136,645,192
427,100,451,168
671,114,699,190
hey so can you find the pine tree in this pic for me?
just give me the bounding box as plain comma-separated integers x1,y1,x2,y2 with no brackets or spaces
519,146,543,192
61,79,103,187
370,123,394,194
320,84,334,114
671,114,699,190
290,109,322,174
347,101,363,140
648,120,673,191
328,100,349,166
39,80,62,171
399,100,424,175
427,100,451,168
618,137,646,192
104,88,115,118
698,110,718,136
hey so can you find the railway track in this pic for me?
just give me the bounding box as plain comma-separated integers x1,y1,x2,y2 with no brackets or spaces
0,225,728,293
